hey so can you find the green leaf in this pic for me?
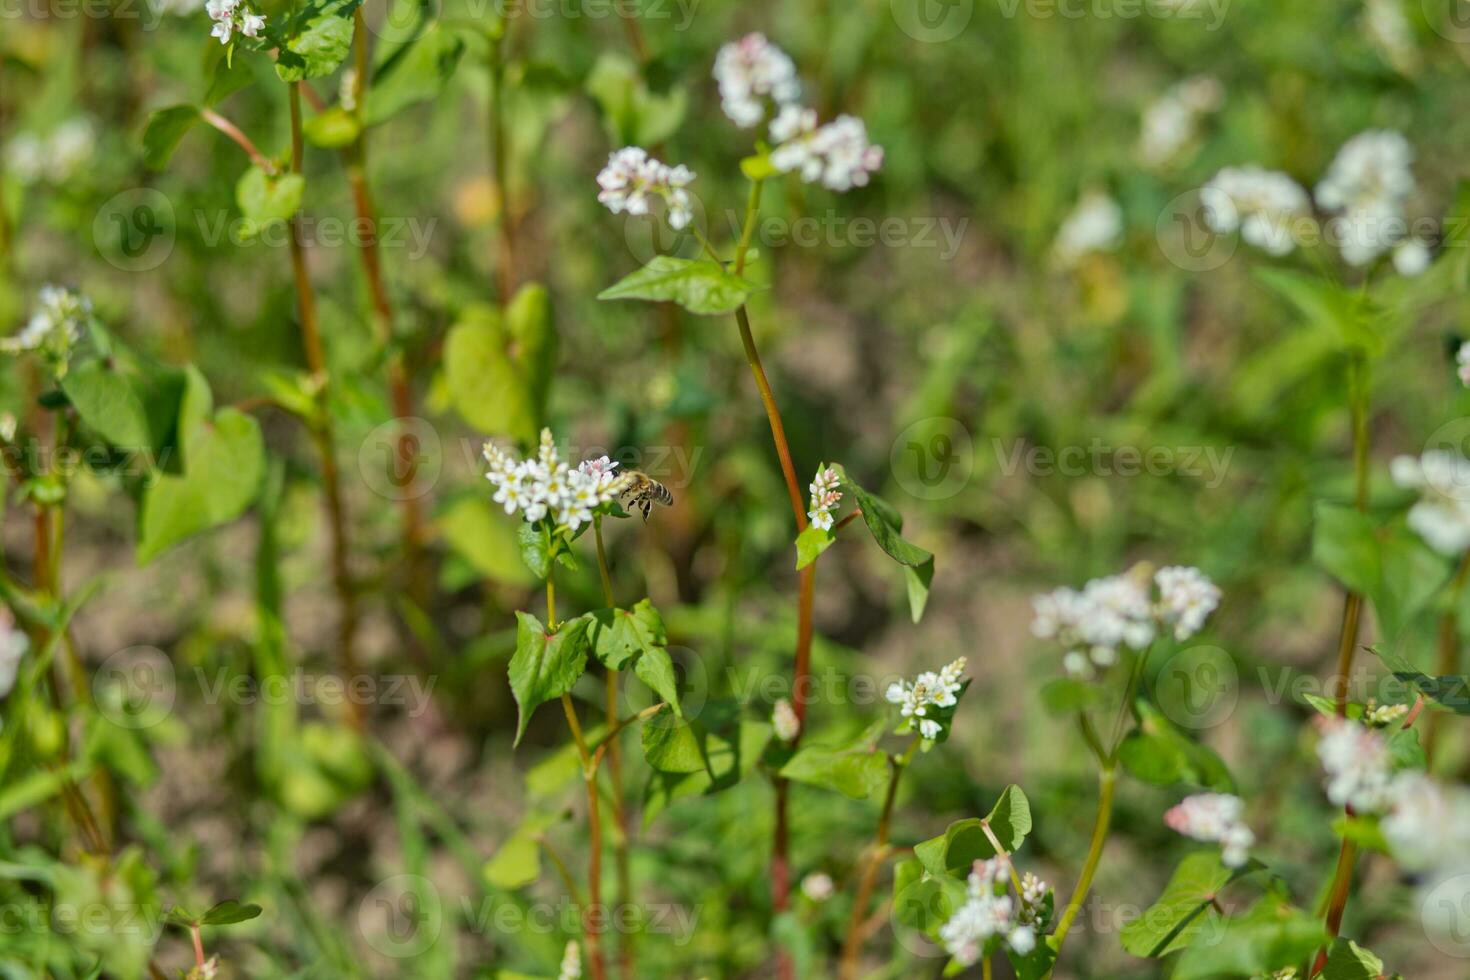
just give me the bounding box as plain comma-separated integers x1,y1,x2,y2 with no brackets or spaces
1040,678,1104,716
484,827,544,890
1006,940,1058,980
599,257,756,316
363,27,467,126
779,744,888,799
893,875,966,935
904,559,935,624
634,646,680,715
1370,646,1470,715
200,900,262,926
141,105,199,170
642,703,770,824
235,167,305,236
588,600,666,670
584,53,687,148
508,612,590,746
138,369,265,563
61,342,187,459
275,0,359,82
834,468,935,622
1333,814,1389,853
1320,939,1384,980
1255,267,1381,354
444,286,556,444
641,710,705,774
1312,502,1379,596
1170,897,1324,979
1121,853,1235,958
517,521,552,580
984,785,1032,852
1118,703,1235,791
1373,531,1453,638
1385,727,1426,770
436,496,537,588
795,525,836,570
303,106,362,148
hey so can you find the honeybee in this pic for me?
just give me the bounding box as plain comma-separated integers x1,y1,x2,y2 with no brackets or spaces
619,470,674,520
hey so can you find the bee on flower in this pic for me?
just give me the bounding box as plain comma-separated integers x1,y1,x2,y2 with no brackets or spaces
885,657,967,742
482,430,631,535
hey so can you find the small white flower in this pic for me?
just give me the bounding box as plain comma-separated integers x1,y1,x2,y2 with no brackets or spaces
1138,75,1223,170
801,872,835,902
1382,773,1470,872
1392,451,1470,555
772,698,800,742
1164,793,1255,868
1154,566,1221,642
807,466,843,532
5,286,90,368
1201,166,1311,256
1053,191,1123,268
557,940,581,980
1363,0,1418,76
1392,239,1431,277
482,431,630,535
596,147,697,231
887,658,966,741
1457,341,1470,388
769,110,883,192
1316,718,1395,813
1316,130,1415,267
713,33,801,128
205,0,264,45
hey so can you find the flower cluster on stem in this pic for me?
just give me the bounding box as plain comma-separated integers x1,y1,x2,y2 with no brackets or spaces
595,148,696,230
1390,450,1470,555
483,430,630,534
884,657,967,741
807,466,842,531
205,0,265,45
938,857,1050,965
5,286,90,370
1164,793,1255,868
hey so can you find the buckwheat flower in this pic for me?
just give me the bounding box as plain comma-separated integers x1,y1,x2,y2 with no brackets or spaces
770,108,884,192
1458,341,1470,388
1390,451,1470,555
5,286,90,368
713,33,801,128
939,891,1015,967
1363,0,1418,76
596,147,696,230
48,119,95,179
1032,571,1156,668
1316,718,1394,813
1363,700,1409,728
1138,76,1223,170
482,431,630,534
801,872,835,902
1382,773,1470,871
1165,793,1255,868
1316,130,1415,267
557,940,581,980
1062,651,1093,679
807,466,842,531
772,698,800,742
1201,166,1311,256
1154,566,1221,641
1053,191,1123,268
886,657,967,741
1019,872,1048,909
1392,238,1431,277
0,607,28,700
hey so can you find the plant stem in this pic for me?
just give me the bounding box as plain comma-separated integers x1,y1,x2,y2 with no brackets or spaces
593,517,634,979
1427,549,1470,763
1331,352,1371,715
344,11,428,616
200,109,274,172
560,692,608,980
190,924,206,968
546,577,557,630
1051,764,1116,948
286,81,362,728
839,737,920,979
487,26,515,302
727,179,812,980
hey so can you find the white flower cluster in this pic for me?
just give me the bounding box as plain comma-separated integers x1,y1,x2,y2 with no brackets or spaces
0,607,29,700
596,147,696,231
1379,773,1470,953
885,657,966,741
4,286,91,362
556,940,581,980
206,0,265,44
1164,793,1255,868
482,431,629,534
1364,700,1409,728
713,33,801,128
1316,717,1396,813
772,698,800,742
5,119,95,186
1052,191,1123,268
807,466,842,531
1138,76,1223,171
1315,130,1416,267
1390,451,1470,555
768,107,884,192
800,871,835,902
1031,565,1219,677
1201,167,1311,256
939,858,1048,965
